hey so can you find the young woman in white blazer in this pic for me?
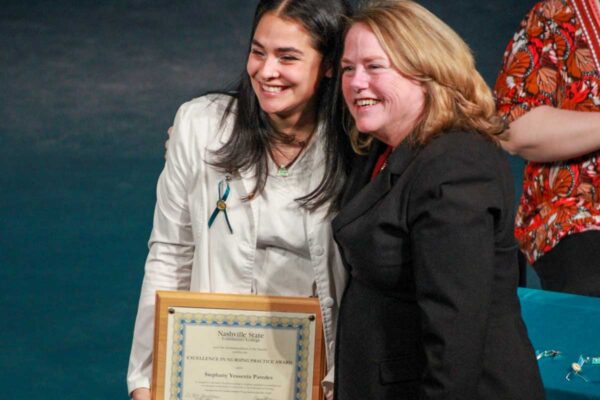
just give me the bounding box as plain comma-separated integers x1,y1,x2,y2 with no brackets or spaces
127,1,353,399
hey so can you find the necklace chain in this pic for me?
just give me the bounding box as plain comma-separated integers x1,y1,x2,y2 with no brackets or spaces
269,129,316,177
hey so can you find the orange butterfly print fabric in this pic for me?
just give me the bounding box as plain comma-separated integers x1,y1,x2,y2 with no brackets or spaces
494,0,600,264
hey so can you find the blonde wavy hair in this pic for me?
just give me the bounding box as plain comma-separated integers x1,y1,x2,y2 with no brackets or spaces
346,0,504,152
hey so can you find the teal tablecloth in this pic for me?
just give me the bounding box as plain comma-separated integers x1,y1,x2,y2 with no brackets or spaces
519,288,600,399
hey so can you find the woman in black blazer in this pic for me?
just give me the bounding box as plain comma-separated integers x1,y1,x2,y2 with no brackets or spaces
333,1,544,399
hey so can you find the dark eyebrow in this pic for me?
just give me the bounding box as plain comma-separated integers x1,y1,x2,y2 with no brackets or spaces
276,47,303,55
251,39,265,48
251,39,303,55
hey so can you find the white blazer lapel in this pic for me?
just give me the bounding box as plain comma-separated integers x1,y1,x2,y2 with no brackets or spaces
204,126,258,239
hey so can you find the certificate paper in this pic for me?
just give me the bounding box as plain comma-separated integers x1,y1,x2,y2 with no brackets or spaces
152,292,324,400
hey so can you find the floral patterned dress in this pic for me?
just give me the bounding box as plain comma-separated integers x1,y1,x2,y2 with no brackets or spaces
494,0,600,264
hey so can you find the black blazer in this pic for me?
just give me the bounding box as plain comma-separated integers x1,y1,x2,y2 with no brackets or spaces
332,131,544,400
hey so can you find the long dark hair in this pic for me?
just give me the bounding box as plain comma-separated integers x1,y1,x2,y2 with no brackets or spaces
211,0,353,211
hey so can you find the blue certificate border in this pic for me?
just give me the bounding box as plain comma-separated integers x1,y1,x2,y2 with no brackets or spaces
168,311,312,400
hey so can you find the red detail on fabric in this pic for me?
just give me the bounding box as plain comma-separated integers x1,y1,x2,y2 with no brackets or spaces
371,145,393,181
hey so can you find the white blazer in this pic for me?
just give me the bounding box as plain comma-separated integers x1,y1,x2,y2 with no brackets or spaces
127,95,348,393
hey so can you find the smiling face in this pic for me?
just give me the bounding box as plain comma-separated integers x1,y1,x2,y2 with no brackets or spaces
246,12,326,131
341,23,425,147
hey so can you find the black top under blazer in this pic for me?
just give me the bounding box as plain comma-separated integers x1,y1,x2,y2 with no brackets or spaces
332,131,544,400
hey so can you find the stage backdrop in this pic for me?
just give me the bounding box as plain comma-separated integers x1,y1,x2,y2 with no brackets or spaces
0,1,537,399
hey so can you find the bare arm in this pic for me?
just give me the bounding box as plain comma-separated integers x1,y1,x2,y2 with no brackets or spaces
500,106,600,162
492,3,600,162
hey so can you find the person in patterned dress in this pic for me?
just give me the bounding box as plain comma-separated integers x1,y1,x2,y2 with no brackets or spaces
495,0,600,296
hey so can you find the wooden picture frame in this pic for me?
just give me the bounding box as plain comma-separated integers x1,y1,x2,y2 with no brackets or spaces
151,291,326,400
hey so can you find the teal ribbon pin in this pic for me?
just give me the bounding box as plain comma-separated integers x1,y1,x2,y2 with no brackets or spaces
208,178,233,234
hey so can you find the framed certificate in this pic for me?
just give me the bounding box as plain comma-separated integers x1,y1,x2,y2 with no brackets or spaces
151,291,326,400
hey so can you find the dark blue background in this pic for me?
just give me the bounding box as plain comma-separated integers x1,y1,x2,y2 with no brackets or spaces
0,1,537,398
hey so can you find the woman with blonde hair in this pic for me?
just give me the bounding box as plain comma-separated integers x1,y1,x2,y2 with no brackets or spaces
332,1,543,398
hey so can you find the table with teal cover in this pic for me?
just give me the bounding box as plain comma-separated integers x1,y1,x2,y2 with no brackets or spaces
519,288,600,399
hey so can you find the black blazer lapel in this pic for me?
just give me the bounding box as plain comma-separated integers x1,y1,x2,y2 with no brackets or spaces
339,140,386,207
333,139,421,233
385,139,422,178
